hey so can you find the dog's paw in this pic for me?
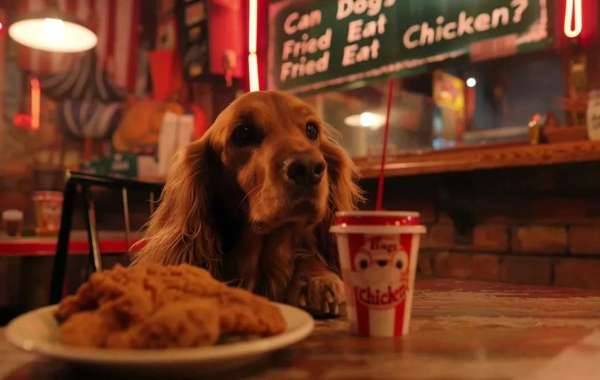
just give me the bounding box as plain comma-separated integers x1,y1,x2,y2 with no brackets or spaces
287,272,346,317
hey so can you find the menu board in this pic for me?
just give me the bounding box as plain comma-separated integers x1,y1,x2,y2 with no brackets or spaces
268,0,550,93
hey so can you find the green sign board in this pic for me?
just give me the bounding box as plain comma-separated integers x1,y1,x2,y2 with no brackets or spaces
268,0,550,93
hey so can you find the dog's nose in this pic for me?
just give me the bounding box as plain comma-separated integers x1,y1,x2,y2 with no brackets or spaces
286,158,326,187
377,260,388,267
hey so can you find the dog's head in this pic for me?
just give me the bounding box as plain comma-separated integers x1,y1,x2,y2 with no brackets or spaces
136,91,362,274
210,91,345,230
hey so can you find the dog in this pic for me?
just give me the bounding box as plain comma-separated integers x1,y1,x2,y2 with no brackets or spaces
134,91,362,316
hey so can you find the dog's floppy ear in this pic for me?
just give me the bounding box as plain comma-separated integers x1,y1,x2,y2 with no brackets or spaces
321,125,362,211
314,124,363,268
132,136,223,275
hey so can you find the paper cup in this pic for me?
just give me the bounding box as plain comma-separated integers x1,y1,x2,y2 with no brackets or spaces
33,191,63,235
330,211,426,337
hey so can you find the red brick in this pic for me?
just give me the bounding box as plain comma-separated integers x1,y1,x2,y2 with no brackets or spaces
421,224,455,249
473,196,600,225
512,226,567,254
432,251,450,277
471,254,501,282
472,225,509,252
500,256,552,286
473,198,534,224
447,253,473,279
531,198,588,224
554,259,600,289
437,212,454,225
378,198,437,223
569,226,600,255
417,251,433,276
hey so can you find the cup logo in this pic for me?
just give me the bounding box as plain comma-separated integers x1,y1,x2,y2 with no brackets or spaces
350,235,409,309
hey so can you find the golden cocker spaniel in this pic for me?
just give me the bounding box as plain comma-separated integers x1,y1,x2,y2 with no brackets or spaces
134,91,362,316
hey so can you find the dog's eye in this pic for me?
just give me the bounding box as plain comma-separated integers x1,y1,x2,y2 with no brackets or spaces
305,122,319,140
231,123,262,147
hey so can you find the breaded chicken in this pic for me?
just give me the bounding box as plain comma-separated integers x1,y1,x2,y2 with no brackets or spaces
56,264,286,349
105,300,221,349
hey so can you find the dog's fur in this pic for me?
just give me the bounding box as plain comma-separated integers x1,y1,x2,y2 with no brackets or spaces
133,91,362,315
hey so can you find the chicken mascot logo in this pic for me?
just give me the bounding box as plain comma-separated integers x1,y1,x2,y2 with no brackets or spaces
351,235,409,309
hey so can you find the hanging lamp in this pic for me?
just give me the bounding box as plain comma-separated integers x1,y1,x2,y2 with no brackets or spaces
9,7,97,53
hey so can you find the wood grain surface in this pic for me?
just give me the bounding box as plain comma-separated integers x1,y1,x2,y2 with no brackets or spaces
357,141,600,178
3,278,600,380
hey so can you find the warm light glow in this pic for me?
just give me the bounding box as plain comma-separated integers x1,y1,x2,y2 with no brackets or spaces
248,0,260,92
9,17,97,52
248,0,257,53
344,112,386,130
466,77,477,88
30,78,40,131
248,53,260,92
360,112,380,127
43,18,65,42
564,0,583,38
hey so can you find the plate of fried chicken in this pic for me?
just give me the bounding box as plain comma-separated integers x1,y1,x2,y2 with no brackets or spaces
5,264,314,375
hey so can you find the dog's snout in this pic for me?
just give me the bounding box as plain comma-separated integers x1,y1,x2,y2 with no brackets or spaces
286,158,326,187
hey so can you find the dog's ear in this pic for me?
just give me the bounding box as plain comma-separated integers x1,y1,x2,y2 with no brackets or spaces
133,136,223,275
314,124,363,269
321,125,363,211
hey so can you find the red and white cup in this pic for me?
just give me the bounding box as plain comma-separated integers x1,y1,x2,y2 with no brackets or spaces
330,211,426,337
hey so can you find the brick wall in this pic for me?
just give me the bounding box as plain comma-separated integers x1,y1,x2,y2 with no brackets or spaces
360,161,600,289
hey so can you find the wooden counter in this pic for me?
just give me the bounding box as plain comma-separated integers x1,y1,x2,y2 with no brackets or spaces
356,140,600,178
3,278,600,379
0,231,141,257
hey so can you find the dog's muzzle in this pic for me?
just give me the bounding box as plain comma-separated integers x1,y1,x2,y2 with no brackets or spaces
285,157,326,187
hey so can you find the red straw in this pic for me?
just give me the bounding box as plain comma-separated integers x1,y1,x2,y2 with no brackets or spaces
375,77,395,210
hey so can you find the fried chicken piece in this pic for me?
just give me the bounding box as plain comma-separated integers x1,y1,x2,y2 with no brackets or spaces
56,264,286,349
59,311,116,347
105,300,220,349
217,288,286,336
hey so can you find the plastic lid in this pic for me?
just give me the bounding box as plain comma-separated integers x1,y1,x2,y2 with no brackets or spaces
2,210,23,220
334,211,422,227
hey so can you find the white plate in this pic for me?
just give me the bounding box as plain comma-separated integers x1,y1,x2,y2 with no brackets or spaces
5,303,314,376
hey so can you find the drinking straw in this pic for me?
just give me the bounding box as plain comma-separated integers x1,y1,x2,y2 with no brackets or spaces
375,77,394,210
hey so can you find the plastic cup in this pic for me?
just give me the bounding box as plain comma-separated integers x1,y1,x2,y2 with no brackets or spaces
330,211,426,337
2,209,24,237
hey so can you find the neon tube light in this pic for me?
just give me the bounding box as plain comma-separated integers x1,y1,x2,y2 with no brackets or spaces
564,0,583,38
30,78,40,131
248,0,259,91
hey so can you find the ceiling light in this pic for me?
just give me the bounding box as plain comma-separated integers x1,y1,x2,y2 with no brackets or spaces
466,77,477,88
344,112,386,130
9,10,97,53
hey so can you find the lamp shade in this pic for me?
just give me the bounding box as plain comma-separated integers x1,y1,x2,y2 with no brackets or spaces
9,10,97,53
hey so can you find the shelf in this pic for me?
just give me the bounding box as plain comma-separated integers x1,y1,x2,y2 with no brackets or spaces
356,140,600,178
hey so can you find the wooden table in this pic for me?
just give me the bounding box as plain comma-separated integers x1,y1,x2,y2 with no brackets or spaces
3,278,600,380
